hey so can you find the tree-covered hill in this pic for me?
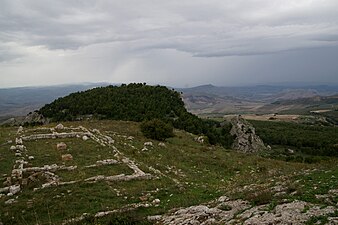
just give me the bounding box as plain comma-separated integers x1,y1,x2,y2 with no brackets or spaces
39,83,233,147
40,83,183,122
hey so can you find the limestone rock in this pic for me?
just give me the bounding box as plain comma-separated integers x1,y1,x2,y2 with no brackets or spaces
148,215,162,221
15,138,23,145
55,123,64,130
218,196,230,202
82,135,89,141
287,148,295,154
158,199,250,225
57,142,67,151
241,200,336,225
195,136,207,144
23,112,48,125
144,142,153,147
5,199,16,205
158,142,166,147
0,187,9,193
62,154,73,161
96,159,118,166
9,184,21,195
16,145,25,151
17,126,23,134
226,115,267,153
152,198,161,204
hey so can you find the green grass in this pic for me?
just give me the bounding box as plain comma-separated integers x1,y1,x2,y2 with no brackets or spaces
289,167,338,204
24,138,113,167
55,164,134,182
0,127,17,188
1,120,338,224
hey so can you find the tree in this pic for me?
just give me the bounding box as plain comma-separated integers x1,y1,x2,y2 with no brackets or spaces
140,119,174,141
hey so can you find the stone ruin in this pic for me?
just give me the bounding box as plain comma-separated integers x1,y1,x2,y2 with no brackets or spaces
1,123,153,200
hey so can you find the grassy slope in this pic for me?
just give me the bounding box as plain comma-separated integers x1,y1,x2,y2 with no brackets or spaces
0,120,337,224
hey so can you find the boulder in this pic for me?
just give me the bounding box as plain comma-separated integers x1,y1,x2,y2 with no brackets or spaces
82,135,89,141
152,199,161,204
62,154,73,161
17,126,23,134
158,142,166,147
144,142,153,147
195,136,207,144
57,142,67,151
16,145,26,151
225,115,267,153
9,185,21,195
55,123,64,130
15,138,23,145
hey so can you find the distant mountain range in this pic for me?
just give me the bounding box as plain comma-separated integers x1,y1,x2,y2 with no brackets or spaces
176,84,338,115
1,83,338,119
0,83,110,119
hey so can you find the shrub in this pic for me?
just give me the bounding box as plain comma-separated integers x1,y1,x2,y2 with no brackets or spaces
244,189,273,206
140,119,174,141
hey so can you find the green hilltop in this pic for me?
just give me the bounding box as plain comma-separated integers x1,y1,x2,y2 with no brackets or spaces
39,83,234,147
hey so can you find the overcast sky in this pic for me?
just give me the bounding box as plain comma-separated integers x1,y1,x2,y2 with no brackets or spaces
1,0,338,88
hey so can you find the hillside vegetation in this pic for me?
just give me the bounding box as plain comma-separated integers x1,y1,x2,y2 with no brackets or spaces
39,83,233,147
251,120,338,163
1,120,338,224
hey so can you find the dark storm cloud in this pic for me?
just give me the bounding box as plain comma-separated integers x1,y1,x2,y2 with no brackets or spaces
2,0,338,55
1,0,338,87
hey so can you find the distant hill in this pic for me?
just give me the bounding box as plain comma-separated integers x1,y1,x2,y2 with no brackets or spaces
260,94,338,113
1,83,338,119
0,83,110,118
178,84,338,115
39,83,234,147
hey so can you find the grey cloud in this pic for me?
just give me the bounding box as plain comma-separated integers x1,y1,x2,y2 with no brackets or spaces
1,0,338,57
1,0,338,88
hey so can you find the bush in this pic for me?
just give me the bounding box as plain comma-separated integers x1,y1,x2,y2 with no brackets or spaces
140,119,174,141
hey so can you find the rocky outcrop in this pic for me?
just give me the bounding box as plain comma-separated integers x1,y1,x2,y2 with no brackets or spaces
226,115,267,153
152,196,336,225
22,112,48,124
152,199,250,225
1,112,48,126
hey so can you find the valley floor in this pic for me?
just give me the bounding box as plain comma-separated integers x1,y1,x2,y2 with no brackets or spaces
0,120,337,224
